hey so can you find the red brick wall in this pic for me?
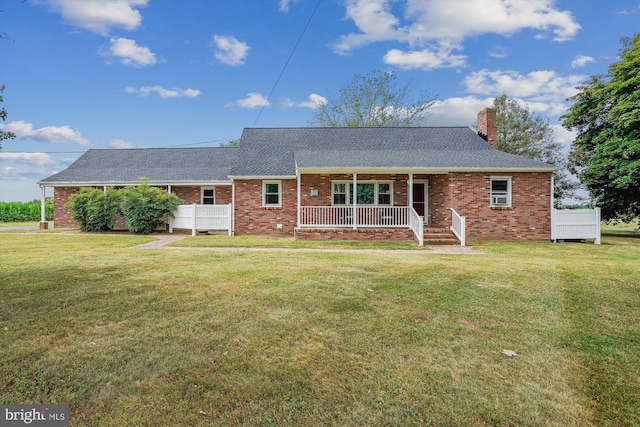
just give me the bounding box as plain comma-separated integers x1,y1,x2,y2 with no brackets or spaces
448,172,552,241
234,179,298,236
171,186,200,203
53,187,81,228
295,228,416,243
168,186,232,205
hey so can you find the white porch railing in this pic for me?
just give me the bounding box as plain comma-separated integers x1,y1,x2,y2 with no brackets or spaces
450,208,466,247
170,203,233,236
551,208,601,244
408,207,424,247
299,206,409,227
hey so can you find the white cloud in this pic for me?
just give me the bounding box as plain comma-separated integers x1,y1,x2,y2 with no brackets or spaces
332,0,580,63
125,86,201,98
551,125,576,145
383,45,466,70
229,93,270,109
108,139,137,149
0,152,55,166
403,0,580,42
426,96,495,126
282,93,327,109
570,55,595,68
0,121,90,145
211,35,250,66
102,37,156,67
279,0,299,12
462,69,586,102
489,46,507,59
40,0,148,35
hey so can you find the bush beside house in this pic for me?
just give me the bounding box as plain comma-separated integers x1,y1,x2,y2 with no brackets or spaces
65,180,184,234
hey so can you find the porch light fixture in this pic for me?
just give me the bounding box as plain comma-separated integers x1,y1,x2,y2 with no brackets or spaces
310,188,318,197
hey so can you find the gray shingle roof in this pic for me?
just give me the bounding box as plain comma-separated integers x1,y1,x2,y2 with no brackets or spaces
39,147,238,184
231,127,556,176
40,127,557,185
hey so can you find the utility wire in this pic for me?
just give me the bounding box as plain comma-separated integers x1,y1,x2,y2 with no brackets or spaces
252,0,322,127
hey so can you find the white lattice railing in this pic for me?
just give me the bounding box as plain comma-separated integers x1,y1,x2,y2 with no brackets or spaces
299,206,409,228
170,203,233,236
450,208,466,246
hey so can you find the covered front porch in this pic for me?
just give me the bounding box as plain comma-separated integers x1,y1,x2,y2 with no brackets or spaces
294,173,465,246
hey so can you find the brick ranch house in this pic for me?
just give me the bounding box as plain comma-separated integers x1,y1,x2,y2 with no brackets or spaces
38,108,558,244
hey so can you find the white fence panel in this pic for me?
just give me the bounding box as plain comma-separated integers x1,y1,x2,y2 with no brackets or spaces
551,208,601,244
170,203,232,236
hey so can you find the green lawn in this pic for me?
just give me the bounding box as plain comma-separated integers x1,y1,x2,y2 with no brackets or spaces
1,231,638,426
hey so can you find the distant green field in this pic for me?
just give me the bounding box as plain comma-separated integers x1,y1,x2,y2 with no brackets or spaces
0,200,53,222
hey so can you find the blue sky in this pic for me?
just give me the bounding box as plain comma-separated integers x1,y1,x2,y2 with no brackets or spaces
0,0,638,202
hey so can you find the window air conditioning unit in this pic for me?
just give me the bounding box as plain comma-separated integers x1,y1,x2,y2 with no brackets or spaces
492,196,508,205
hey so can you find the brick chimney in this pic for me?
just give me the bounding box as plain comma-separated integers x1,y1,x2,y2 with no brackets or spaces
477,107,497,148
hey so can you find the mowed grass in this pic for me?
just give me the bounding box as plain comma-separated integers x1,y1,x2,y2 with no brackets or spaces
0,232,638,426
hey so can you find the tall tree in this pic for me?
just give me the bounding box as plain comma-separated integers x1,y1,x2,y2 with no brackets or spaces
562,34,640,222
0,85,16,149
311,70,435,127
491,94,581,205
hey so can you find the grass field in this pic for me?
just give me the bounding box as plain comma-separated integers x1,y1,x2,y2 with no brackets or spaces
0,229,638,426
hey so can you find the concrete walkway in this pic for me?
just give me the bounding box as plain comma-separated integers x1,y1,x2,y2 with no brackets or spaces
132,234,484,254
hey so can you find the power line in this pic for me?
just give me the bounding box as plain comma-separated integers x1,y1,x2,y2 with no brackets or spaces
252,0,322,127
0,139,235,154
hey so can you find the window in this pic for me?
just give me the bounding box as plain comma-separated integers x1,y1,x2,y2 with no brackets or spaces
202,187,215,205
378,183,391,205
333,183,346,205
263,180,281,207
490,177,511,206
331,181,393,206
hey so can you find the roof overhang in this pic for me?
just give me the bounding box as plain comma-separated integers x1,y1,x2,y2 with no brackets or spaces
229,175,297,180
295,166,559,175
37,180,233,187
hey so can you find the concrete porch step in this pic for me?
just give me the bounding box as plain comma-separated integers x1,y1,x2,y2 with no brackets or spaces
422,227,460,245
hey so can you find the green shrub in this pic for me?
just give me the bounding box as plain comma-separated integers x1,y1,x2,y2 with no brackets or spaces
65,188,120,232
118,179,183,234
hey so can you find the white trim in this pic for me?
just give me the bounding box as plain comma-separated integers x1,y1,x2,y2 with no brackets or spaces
37,180,232,187
229,175,297,180
295,167,558,174
262,180,282,207
490,176,512,207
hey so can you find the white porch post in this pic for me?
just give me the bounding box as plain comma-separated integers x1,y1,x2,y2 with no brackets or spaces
297,173,301,229
167,185,172,194
39,185,48,229
408,173,414,211
352,173,357,230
